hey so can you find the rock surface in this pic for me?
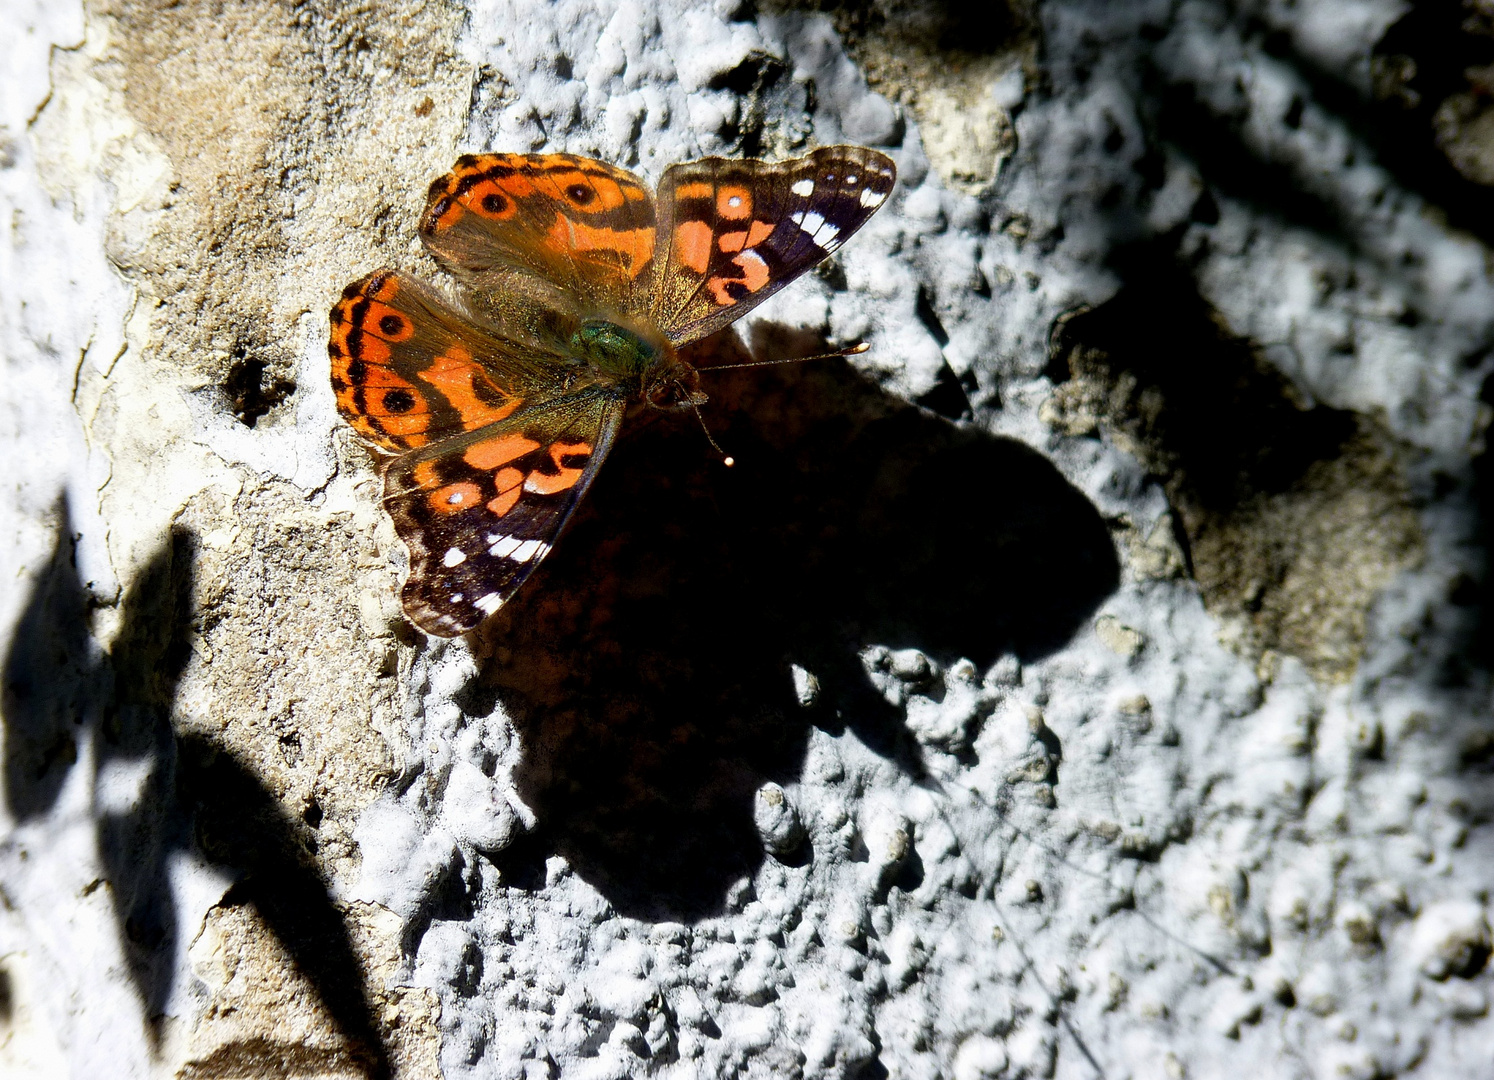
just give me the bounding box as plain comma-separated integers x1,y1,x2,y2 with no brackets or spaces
3,1,1494,1078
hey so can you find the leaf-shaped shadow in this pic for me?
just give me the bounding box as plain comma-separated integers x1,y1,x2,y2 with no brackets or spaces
97,527,196,1030
178,731,392,1080
2,500,101,821
2,505,391,1077
468,344,1119,921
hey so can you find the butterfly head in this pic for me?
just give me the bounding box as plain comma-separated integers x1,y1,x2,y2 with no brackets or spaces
642,361,705,411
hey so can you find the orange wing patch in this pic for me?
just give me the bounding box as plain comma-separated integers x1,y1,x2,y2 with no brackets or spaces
423,154,538,232
543,217,655,279
464,433,541,470
523,440,594,495
716,185,752,220
718,220,775,253
674,220,714,273
542,168,636,212
427,482,483,515
488,468,525,517
707,250,771,306
461,176,527,222
423,345,522,428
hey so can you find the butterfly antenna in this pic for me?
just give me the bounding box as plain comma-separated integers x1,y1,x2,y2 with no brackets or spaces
703,341,869,372
691,400,735,467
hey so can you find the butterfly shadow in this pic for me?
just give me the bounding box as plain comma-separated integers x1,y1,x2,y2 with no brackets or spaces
464,330,1120,921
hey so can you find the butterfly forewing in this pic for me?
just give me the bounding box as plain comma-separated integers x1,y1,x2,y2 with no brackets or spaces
383,392,624,636
420,153,659,320
651,146,896,345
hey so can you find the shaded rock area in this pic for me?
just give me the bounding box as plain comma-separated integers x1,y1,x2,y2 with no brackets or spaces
3,1,1494,1079
1044,252,1425,683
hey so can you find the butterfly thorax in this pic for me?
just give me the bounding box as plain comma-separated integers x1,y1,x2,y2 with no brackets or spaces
567,318,702,409
568,320,660,379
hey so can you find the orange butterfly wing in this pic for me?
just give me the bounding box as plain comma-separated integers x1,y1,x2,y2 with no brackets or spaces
419,153,659,320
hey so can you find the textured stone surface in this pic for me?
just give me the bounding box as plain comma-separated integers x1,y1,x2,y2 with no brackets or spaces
4,1,1494,1078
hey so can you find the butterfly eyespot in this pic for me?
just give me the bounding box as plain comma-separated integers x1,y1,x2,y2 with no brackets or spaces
382,389,416,413
379,314,405,335
727,195,742,207
566,183,594,204
424,480,484,514
481,192,510,214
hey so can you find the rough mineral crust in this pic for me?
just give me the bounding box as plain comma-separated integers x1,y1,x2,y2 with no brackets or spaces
3,1,1494,1078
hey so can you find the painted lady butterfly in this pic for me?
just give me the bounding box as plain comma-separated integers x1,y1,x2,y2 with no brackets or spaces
330,147,896,636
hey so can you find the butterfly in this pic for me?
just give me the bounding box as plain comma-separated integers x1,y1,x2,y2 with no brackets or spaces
329,146,897,637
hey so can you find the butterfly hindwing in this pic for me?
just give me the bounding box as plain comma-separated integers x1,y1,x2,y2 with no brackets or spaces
420,153,659,319
650,145,896,345
383,392,624,637
329,269,563,452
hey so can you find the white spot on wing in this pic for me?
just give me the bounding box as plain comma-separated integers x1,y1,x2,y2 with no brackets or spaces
450,593,463,603
791,209,838,245
510,538,548,563
791,178,814,197
489,535,522,558
859,188,885,208
474,592,503,615
443,547,466,567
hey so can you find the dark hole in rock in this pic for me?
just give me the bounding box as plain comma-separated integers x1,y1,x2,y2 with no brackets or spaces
223,355,296,429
